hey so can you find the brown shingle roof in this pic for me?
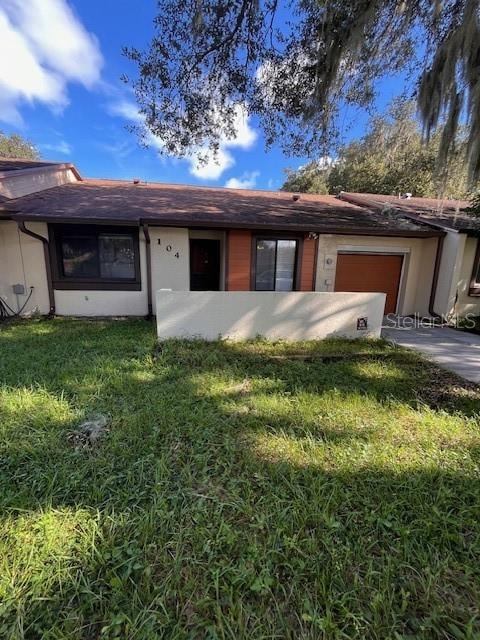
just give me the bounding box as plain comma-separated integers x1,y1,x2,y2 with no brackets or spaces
0,178,442,236
340,192,480,235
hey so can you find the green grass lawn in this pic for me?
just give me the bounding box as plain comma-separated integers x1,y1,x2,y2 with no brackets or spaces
1,319,480,639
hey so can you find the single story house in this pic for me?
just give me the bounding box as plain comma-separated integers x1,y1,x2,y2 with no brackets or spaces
0,159,479,326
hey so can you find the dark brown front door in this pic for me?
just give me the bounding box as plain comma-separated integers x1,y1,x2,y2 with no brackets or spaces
334,253,403,314
190,239,220,291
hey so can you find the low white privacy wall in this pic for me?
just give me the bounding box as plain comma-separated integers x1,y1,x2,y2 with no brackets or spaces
156,291,386,341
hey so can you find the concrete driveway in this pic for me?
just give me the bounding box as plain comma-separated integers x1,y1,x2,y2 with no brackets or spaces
382,324,480,384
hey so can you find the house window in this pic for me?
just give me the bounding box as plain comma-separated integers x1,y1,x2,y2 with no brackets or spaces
50,225,141,290
254,238,298,291
469,240,480,296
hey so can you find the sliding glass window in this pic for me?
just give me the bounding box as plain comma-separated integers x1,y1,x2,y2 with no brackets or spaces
255,239,298,291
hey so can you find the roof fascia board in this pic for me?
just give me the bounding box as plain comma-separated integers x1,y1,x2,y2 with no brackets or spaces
8,214,139,228
3,212,444,237
140,218,443,236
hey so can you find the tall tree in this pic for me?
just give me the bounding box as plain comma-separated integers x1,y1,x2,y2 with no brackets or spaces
124,0,480,182
281,160,330,194
281,101,472,198
0,131,39,160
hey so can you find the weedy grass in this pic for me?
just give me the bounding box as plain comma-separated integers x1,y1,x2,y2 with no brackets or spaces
0,318,479,639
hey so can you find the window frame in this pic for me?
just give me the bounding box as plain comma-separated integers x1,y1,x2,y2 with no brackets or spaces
251,233,303,292
49,224,141,291
469,239,480,296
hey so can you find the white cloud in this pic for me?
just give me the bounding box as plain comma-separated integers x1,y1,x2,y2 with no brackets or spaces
107,100,167,155
108,100,143,123
225,170,260,189
189,104,257,179
96,138,135,160
0,0,102,125
317,156,335,168
299,156,335,170
108,99,257,180
189,147,234,180
40,140,72,155
224,105,257,150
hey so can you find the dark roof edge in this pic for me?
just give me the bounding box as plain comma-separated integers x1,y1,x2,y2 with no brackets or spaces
0,162,82,181
2,212,444,237
339,191,460,234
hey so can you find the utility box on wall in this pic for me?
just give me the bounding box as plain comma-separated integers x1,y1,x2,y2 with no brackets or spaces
12,283,25,295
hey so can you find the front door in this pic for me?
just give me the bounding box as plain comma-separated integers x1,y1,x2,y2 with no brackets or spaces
189,239,220,291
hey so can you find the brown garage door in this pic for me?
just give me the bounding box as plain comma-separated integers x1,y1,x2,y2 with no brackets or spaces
334,253,403,314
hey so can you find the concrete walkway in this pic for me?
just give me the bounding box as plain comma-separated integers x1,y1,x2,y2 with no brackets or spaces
382,324,480,384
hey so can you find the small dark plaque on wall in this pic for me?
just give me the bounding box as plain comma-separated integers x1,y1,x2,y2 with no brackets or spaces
357,317,368,330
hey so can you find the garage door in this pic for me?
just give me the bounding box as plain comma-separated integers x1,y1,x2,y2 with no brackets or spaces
334,253,403,314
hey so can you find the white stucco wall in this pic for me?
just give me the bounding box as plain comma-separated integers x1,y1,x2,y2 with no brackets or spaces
455,236,480,316
1,223,190,318
315,234,438,316
156,290,386,340
57,227,228,316
0,221,50,314
149,227,190,313
54,288,148,316
5,219,471,322
54,235,149,316
0,221,149,317
433,231,466,316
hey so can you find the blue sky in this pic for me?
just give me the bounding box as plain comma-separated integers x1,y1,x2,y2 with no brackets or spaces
0,0,405,190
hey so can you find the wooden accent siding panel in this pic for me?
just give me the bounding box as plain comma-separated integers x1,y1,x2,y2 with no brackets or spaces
335,253,403,314
227,230,252,290
299,237,317,291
